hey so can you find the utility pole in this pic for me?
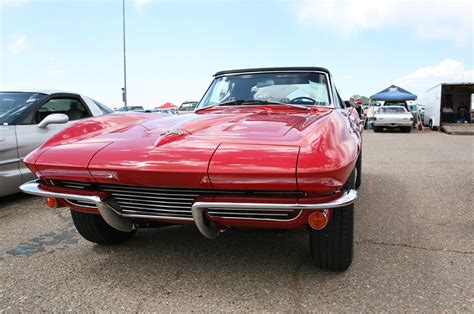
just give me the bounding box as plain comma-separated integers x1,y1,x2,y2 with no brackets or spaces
122,0,128,106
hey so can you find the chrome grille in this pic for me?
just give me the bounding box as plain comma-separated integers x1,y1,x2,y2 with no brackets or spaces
53,181,302,221
98,184,198,219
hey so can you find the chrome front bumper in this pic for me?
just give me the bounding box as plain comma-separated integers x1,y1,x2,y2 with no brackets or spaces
20,180,357,239
373,121,412,127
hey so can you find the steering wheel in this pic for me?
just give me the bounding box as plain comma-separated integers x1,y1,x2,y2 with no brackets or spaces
289,97,316,104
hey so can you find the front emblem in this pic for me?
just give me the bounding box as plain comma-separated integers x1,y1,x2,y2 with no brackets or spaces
161,129,187,136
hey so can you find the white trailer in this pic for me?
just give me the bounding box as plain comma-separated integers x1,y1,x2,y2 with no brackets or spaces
424,83,474,130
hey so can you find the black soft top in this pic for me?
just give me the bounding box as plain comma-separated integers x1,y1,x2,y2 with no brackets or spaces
214,67,330,77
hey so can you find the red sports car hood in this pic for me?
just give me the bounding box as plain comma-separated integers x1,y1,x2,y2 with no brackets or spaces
141,106,311,139
31,107,333,190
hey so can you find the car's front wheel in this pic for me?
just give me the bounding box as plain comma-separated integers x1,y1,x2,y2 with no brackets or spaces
71,209,135,245
429,119,438,131
309,170,354,271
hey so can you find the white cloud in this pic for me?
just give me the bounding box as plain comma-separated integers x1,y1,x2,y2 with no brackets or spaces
298,0,473,46
394,58,473,96
133,0,151,10
7,34,28,54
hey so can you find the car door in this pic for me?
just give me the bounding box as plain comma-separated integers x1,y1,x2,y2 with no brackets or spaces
0,125,22,196
15,96,92,183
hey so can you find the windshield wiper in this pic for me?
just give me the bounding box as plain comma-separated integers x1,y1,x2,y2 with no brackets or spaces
196,100,310,112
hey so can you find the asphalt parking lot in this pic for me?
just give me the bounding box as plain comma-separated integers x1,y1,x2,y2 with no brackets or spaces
0,129,473,311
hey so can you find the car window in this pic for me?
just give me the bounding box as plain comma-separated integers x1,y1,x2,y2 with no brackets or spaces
32,98,90,124
378,107,406,113
0,92,46,125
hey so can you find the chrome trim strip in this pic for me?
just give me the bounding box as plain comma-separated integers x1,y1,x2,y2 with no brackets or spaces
208,211,290,216
20,180,102,203
113,195,195,202
117,202,192,210
0,158,22,166
97,202,133,232
121,213,193,221
65,199,97,209
191,189,357,239
208,207,296,212
20,180,357,239
194,189,357,212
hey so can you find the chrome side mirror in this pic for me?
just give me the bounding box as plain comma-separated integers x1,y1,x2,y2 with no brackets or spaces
37,113,69,129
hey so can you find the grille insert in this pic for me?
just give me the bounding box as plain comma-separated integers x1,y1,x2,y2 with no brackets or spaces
98,184,197,219
55,181,302,221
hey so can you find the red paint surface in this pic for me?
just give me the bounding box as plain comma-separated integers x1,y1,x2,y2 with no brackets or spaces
25,104,361,228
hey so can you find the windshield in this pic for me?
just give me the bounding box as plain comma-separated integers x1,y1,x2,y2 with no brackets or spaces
0,92,46,125
198,72,331,109
378,106,407,113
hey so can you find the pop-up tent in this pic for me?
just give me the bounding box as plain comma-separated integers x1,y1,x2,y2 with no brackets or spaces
370,85,417,101
155,102,176,109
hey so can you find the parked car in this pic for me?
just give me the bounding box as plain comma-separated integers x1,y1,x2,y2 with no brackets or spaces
364,102,382,129
177,101,198,114
0,90,112,197
373,106,413,133
116,105,145,112
20,67,362,271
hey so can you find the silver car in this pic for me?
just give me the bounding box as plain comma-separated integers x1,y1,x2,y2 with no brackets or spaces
0,90,112,197
373,106,414,133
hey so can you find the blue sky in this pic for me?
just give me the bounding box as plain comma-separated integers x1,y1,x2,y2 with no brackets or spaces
1,0,473,108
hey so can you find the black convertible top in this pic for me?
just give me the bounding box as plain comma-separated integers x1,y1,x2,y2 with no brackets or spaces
214,67,331,77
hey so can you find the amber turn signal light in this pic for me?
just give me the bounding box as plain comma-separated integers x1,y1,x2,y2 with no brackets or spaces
308,211,328,230
45,196,57,208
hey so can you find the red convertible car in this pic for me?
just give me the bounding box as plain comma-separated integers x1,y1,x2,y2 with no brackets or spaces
20,67,362,271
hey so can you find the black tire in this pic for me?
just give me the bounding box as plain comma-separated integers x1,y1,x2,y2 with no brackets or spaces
402,126,411,133
429,119,438,131
309,170,354,271
355,150,362,189
70,209,134,245
373,126,382,133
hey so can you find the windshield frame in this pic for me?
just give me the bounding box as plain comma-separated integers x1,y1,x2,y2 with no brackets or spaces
197,70,334,110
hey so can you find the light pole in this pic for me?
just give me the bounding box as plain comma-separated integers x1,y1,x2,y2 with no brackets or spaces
122,0,128,107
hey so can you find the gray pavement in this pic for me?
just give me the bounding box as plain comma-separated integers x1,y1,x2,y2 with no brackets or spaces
1,130,473,311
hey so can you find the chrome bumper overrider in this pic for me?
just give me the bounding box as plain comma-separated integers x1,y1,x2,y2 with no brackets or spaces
20,180,357,239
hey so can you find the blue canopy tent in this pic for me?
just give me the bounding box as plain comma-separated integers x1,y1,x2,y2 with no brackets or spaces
370,85,417,101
